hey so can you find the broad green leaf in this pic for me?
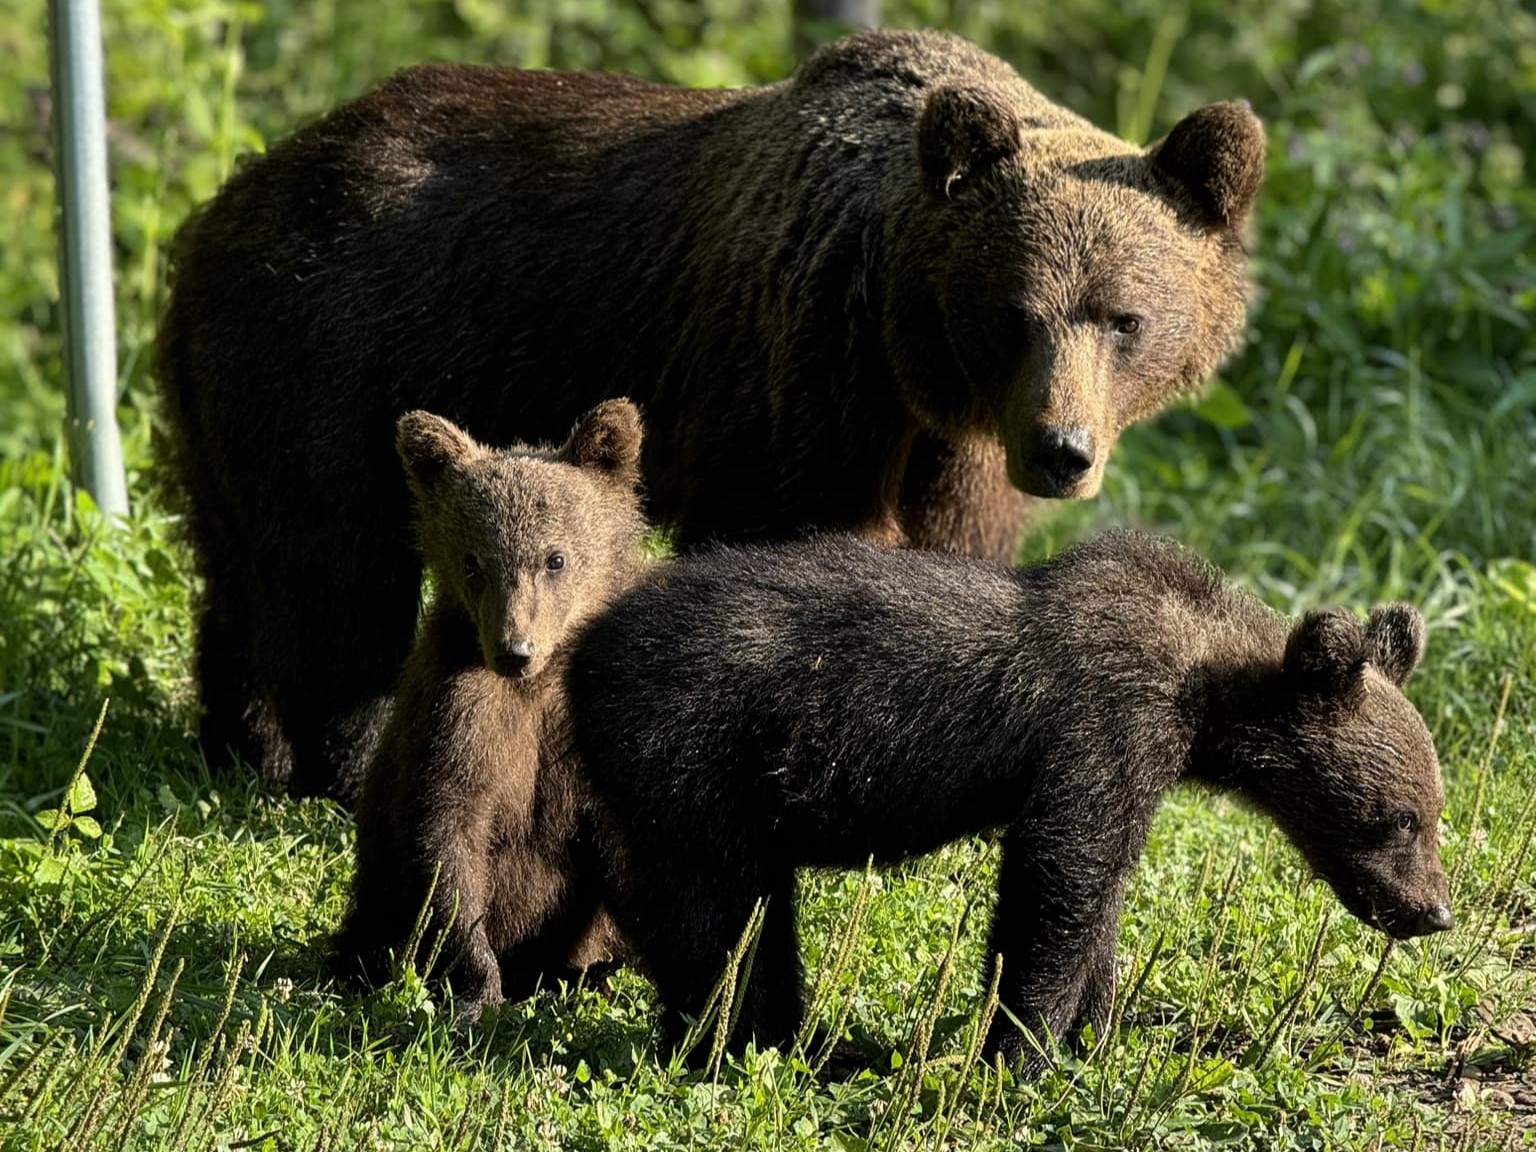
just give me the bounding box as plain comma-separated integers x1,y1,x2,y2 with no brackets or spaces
67,773,97,814
34,809,66,833
30,857,66,886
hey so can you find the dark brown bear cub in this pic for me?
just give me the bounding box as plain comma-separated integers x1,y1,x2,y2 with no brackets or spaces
566,532,1452,1072
337,401,646,1020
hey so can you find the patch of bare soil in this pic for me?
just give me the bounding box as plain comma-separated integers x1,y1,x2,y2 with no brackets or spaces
1410,1006,1534,1144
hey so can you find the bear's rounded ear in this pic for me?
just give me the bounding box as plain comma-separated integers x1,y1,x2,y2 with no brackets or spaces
1284,608,1368,695
1365,603,1427,686
563,398,644,485
917,82,1022,200
1146,101,1266,230
397,410,479,491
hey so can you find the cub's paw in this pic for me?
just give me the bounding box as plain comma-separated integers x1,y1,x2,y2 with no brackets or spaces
983,1016,1062,1082
451,987,504,1031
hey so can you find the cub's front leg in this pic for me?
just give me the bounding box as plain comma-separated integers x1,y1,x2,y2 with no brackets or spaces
420,829,503,1024
1069,915,1121,1052
982,815,1143,1076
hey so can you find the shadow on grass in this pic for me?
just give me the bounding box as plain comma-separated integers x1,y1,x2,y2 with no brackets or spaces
5,902,661,1081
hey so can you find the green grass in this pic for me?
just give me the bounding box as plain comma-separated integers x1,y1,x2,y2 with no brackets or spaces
2,0,1534,1148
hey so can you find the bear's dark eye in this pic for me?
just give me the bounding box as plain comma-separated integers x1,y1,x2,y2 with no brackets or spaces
546,552,566,573
1111,315,1142,337
463,554,483,585
1395,810,1419,834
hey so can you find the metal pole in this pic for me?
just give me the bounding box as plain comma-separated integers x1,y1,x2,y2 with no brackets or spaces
49,0,130,518
793,0,880,60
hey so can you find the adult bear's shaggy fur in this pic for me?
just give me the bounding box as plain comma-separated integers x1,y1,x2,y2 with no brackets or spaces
158,30,1264,800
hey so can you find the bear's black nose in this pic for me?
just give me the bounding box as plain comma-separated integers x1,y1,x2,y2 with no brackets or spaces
493,638,536,676
1415,904,1454,934
1035,426,1095,491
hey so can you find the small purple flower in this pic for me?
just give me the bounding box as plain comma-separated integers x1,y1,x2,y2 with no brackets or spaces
1336,230,1358,255
1351,45,1373,70
1464,121,1491,153
1400,62,1426,87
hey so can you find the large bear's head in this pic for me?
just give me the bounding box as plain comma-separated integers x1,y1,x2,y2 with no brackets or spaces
396,400,647,681
905,84,1265,500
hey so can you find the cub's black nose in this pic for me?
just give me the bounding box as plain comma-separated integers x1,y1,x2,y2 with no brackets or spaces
1415,904,1454,934
1035,426,1095,490
493,638,536,676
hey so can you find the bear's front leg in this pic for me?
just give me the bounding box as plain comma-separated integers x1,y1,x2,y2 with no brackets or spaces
898,432,1034,564
426,855,503,1024
1069,916,1121,1053
982,820,1136,1076
609,847,803,1066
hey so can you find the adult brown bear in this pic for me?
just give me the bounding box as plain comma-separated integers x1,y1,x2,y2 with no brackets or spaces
157,29,1266,802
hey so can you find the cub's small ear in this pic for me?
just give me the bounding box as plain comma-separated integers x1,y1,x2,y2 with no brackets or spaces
1146,100,1266,230
397,410,479,491
917,82,1022,200
1284,608,1367,695
1365,603,1427,686
563,398,644,485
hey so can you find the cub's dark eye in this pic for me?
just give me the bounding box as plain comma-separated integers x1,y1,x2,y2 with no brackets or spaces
463,554,483,584
1395,810,1419,834
1111,315,1142,337
546,553,566,573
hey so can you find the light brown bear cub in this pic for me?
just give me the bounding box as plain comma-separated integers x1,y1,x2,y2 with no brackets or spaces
336,400,646,1019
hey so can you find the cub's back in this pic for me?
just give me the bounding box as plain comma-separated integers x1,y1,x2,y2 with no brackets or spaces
572,531,1224,702
568,530,1238,780
569,532,1237,863
573,534,1023,696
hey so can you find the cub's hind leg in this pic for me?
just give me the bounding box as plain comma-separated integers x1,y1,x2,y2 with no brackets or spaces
608,845,803,1064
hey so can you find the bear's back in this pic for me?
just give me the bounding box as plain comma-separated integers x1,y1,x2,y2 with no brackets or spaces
568,532,1264,864
581,531,1237,675
793,28,1090,134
